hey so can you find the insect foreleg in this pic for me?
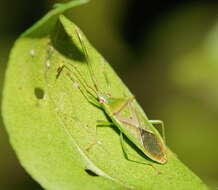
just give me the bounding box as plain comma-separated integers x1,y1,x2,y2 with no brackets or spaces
71,79,100,108
64,68,101,108
149,120,166,143
56,64,65,79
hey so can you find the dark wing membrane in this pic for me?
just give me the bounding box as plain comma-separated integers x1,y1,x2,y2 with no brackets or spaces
140,128,166,163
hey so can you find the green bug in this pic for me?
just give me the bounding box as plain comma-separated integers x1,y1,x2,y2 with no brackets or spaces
59,27,167,165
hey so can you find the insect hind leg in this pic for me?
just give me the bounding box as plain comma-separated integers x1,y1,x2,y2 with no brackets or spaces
149,120,166,143
85,121,113,154
119,132,161,174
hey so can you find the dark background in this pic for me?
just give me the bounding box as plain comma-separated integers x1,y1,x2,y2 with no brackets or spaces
1,0,218,189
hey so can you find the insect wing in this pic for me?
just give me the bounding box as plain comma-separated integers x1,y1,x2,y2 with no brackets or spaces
105,97,167,164
139,128,167,163
136,107,167,163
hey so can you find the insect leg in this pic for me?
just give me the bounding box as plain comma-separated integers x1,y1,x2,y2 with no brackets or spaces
149,120,166,143
119,133,160,173
56,64,65,79
85,121,112,154
62,64,101,108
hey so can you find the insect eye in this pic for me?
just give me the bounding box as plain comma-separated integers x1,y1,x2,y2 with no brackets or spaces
99,97,106,104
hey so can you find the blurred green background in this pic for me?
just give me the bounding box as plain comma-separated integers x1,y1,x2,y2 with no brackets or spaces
1,0,218,189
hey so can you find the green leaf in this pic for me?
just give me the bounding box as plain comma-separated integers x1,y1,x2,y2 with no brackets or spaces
2,1,209,190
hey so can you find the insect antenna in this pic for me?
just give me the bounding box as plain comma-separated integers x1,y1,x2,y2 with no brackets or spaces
75,27,100,92
102,58,111,91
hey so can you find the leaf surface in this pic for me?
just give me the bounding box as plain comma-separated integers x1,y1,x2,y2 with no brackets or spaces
2,1,209,190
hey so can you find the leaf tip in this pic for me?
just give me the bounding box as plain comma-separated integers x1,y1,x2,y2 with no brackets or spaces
53,0,90,9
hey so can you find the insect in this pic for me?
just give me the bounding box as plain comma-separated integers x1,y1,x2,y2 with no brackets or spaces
58,27,167,165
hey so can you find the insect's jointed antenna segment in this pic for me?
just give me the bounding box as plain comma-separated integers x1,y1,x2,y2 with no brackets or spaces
75,27,99,92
